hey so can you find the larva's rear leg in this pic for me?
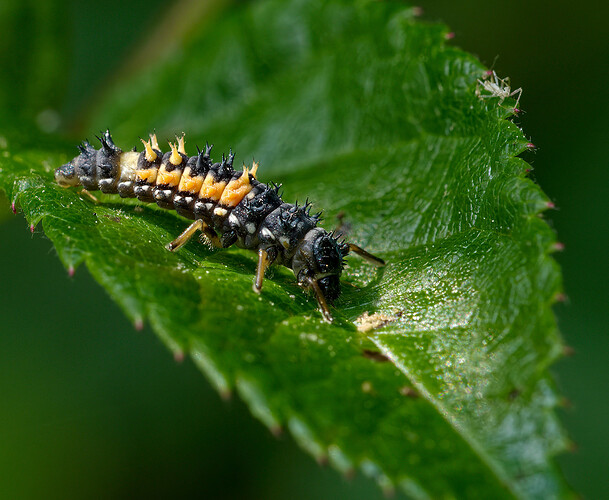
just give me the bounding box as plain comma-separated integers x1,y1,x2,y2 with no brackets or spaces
347,243,385,267
166,219,205,252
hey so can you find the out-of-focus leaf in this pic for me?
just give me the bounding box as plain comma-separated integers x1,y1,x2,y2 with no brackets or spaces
0,1,69,124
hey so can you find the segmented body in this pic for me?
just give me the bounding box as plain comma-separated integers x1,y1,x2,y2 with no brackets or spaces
55,130,384,322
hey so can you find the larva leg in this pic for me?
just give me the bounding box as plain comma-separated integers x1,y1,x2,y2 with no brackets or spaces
333,213,385,267
79,188,99,203
200,226,222,248
348,243,385,267
253,248,271,294
166,219,205,252
307,277,334,323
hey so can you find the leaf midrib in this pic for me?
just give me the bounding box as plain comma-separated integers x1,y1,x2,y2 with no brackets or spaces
373,335,521,499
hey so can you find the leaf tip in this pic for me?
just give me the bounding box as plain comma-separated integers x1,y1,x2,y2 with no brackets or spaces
361,459,394,496
191,345,232,397
566,439,578,453
270,425,283,438
236,377,282,432
287,417,327,463
555,292,567,303
381,482,396,498
327,444,355,478
173,349,185,363
562,345,575,357
219,388,232,401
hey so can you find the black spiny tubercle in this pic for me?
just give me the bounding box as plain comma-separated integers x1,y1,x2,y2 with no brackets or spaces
55,130,385,322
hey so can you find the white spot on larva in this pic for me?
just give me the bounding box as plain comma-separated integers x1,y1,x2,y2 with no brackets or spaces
214,207,228,217
246,223,256,234
247,191,256,200
228,213,240,225
279,236,290,248
205,203,214,211
261,228,274,240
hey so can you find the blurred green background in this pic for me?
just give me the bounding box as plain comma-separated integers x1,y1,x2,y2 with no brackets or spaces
0,0,606,498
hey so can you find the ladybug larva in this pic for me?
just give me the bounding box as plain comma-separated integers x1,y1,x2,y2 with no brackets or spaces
55,130,385,322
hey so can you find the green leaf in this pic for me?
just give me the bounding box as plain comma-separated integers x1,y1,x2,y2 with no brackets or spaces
0,1,570,498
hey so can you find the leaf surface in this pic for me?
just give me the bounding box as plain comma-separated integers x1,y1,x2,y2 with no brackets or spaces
0,1,569,497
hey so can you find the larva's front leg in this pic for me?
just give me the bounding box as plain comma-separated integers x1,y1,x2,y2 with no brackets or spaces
253,247,279,294
346,243,385,267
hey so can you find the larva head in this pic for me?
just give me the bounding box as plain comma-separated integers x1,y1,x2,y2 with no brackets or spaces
55,140,97,187
55,160,80,187
291,228,348,303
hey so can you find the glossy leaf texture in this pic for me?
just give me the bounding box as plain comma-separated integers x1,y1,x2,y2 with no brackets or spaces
0,1,571,498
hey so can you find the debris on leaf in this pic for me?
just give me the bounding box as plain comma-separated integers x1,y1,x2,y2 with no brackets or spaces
356,312,397,332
